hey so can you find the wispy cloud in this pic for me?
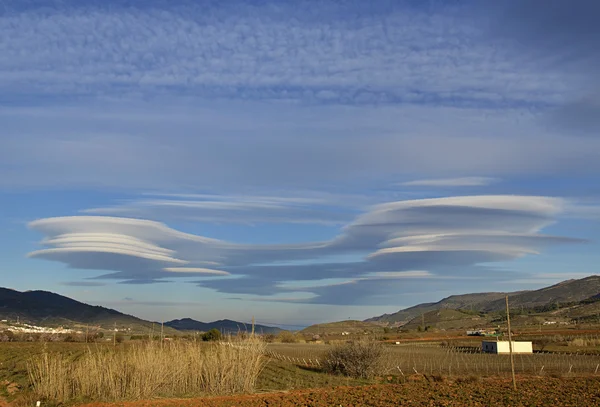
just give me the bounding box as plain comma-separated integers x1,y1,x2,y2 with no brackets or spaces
0,1,571,107
164,267,229,276
83,192,363,225
60,281,107,287
401,177,497,187
97,300,207,307
1,0,598,196
3,102,600,191
481,0,600,137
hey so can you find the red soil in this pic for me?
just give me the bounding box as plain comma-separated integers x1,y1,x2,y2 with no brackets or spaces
78,377,600,407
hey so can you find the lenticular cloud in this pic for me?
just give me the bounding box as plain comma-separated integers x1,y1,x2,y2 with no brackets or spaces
27,195,580,303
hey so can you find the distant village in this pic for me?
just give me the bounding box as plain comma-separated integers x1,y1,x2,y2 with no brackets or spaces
0,319,81,334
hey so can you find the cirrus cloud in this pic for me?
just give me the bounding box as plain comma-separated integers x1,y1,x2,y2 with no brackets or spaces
401,177,497,187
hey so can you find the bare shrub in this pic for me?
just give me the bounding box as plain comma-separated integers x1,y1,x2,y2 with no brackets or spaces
277,331,299,343
28,337,266,402
323,339,386,379
533,337,551,351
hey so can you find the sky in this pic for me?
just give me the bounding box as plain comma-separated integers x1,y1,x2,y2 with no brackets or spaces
1,0,600,328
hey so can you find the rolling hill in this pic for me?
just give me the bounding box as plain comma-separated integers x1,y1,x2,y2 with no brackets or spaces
401,309,490,331
367,275,600,326
0,287,178,334
164,318,282,334
165,318,282,334
480,276,600,312
366,292,514,326
0,287,283,336
300,320,380,335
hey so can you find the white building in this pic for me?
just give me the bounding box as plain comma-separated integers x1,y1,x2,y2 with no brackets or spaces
481,341,533,354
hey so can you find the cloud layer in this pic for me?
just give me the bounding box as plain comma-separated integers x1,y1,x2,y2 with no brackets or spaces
1,1,599,192
28,195,582,305
401,177,497,187
0,0,573,106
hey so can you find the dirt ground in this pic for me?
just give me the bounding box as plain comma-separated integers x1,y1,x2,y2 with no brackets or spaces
76,377,600,407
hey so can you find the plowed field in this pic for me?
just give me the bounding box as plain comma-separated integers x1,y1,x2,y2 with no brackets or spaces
78,377,600,407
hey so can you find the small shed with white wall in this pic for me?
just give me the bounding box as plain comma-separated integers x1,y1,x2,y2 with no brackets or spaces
481,341,533,354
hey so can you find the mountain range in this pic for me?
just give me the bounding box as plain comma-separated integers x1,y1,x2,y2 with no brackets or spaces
164,318,282,334
0,287,172,333
0,287,281,334
366,275,600,326
3,275,599,335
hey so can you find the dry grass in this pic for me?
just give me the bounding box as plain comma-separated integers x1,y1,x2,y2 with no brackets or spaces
568,338,600,347
27,338,266,402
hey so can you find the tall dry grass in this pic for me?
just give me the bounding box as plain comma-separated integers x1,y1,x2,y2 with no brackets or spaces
27,338,266,402
568,337,600,347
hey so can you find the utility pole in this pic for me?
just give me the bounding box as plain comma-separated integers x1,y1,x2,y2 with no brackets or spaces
161,321,164,349
506,296,517,391
251,316,255,337
113,322,116,347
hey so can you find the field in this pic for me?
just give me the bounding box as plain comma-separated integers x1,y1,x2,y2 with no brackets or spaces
0,341,369,405
77,378,600,407
2,337,600,406
266,342,600,377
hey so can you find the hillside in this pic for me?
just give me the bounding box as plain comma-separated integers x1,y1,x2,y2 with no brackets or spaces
0,287,178,334
367,275,600,326
300,320,380,335
164,318,282,334
481,276,600,312
402,309,491,331
367,292,514,326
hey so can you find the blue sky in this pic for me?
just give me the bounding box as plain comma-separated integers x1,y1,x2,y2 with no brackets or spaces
1,0,600,327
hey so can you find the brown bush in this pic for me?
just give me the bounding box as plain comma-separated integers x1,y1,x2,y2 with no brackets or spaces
277,331,299,343
322,339,386,379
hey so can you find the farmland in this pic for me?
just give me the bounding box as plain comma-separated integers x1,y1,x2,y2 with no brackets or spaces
267,342,600,377
2,335,600,406
77,378,600,407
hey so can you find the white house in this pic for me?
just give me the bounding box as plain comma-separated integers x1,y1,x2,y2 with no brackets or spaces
481,341,533,354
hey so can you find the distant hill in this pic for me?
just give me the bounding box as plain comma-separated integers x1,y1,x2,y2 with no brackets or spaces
480,276,600,312
367,275,600,326
366,292,513,326
402,309,491,331
164,318,282,334
0,287,178,334
300,320,380,335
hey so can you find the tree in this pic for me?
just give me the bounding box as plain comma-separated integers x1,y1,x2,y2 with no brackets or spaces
202,328,222,342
